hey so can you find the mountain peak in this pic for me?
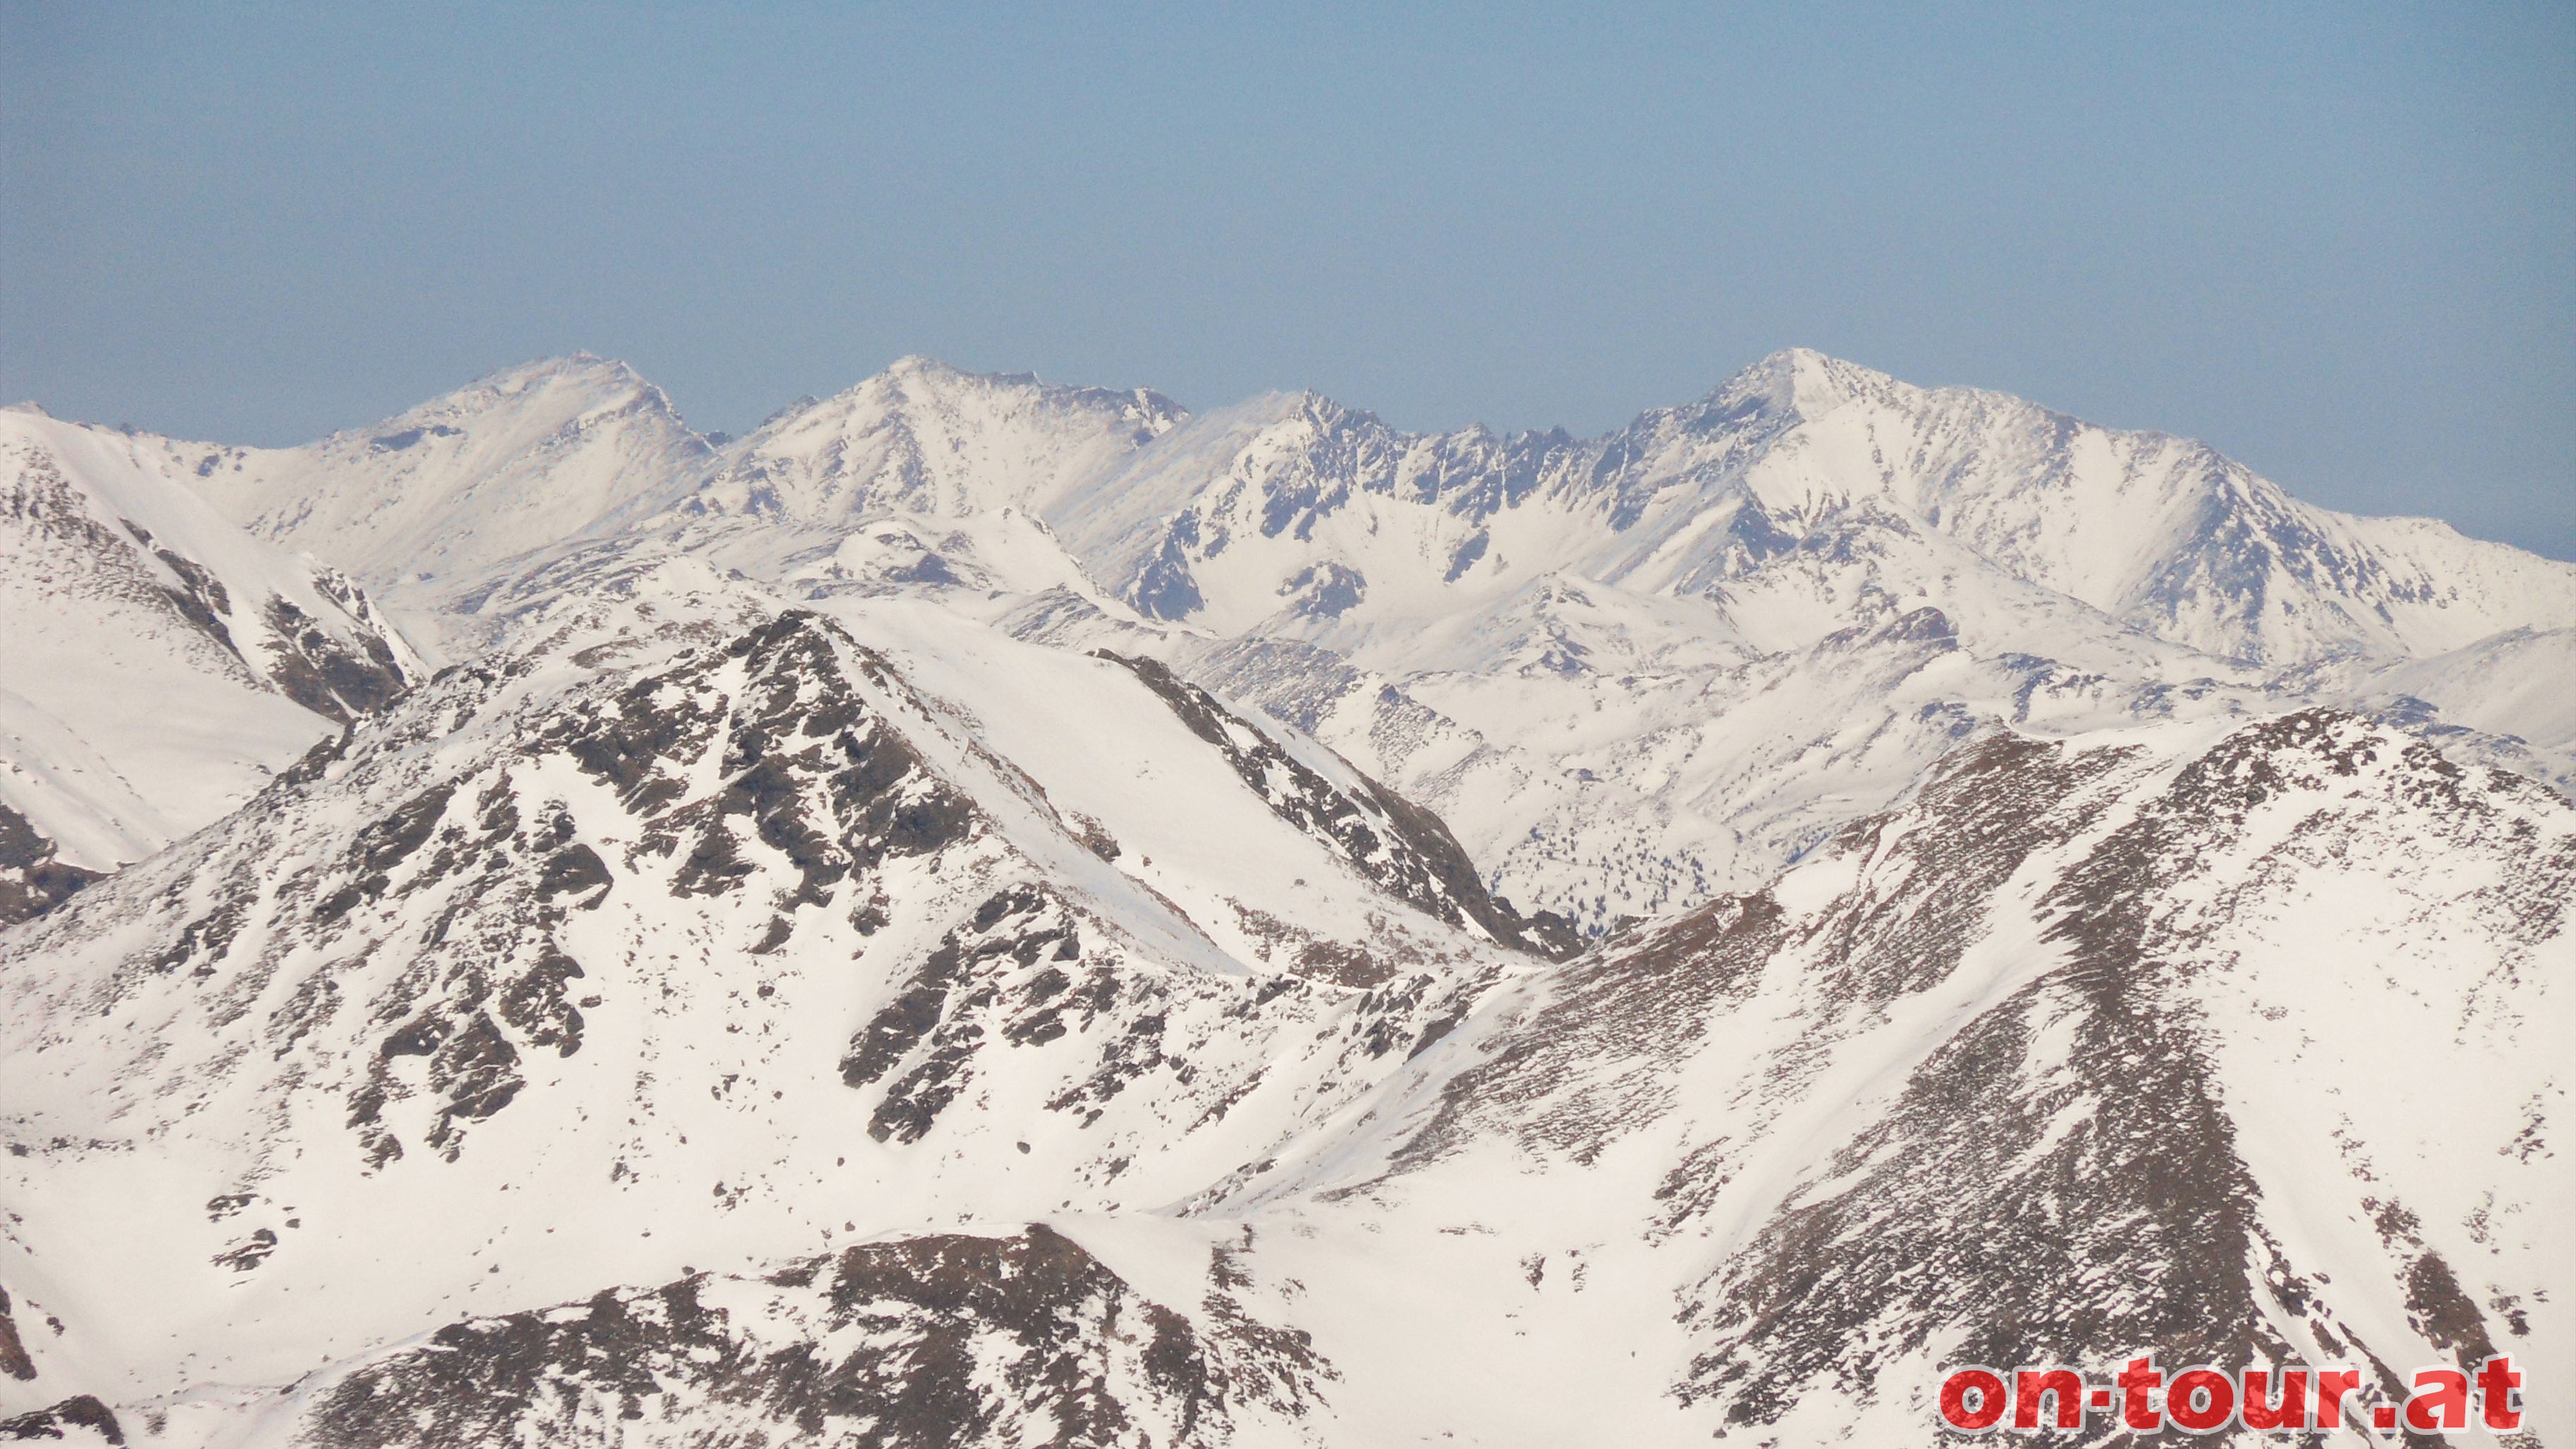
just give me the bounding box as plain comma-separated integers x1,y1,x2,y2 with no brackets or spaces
1708,347,1903,423
177,355,715,594
7,334,2575,1447
881,354,973,384
866,357,1183,428
688,358,1194,529
807,356,1128,418
467,352,655,399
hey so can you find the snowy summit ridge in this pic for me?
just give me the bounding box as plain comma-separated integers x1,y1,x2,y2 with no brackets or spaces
0,348,2568,1448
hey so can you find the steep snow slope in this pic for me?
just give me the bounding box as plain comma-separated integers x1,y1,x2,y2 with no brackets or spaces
1052,349,2576,668
0,406,419,919
7,693,2560,1446
223,348,2571,931
0,578,1554,1440
187,356,715,603
670,356,1182,528
3,341,2572,1446
2343,626,2576,784
1171,710,2573,1446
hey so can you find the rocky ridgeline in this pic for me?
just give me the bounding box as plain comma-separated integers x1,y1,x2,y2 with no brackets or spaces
299,1226,1330,1449
1,350,2569,1446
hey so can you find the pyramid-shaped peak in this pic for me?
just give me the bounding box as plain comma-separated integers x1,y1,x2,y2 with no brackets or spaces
1191,387,1390,442
782,358,1187,437
474,353,658,394
356,356,681,439
1709,347,1906,421
822,356,1086,409
882,354,975,382
1752,346,1894,382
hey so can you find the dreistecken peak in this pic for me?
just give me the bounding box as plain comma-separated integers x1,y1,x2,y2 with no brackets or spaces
677,356,1185,529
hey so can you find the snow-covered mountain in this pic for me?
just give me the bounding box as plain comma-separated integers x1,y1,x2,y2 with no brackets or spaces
1004,349,2576,924
0,405,421,924
1048,348,2576,665
682,356,1183,528
202,349,2576,930
187,356,716,609
1187,708,2571,1444
5,649,2563,1444
1,350,2569,1446
189,348,2576,678
0,578,1550,1443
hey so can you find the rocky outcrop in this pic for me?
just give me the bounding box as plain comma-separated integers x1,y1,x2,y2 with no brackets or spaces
0,804,98,928
299,1226,1330,1449
1098,652,1578,959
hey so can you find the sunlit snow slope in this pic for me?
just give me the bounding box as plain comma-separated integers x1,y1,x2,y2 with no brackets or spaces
184,349,2576,932
0,405,419,922
0,347,2567,1448
189,356,716,604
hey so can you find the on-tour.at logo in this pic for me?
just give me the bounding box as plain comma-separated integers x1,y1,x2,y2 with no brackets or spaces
1937,1354,2524,1436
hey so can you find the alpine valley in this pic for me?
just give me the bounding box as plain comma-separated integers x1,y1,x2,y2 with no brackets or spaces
0,351,2567,1448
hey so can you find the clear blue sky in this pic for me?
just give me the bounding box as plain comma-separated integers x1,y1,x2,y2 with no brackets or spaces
5,2,2570,557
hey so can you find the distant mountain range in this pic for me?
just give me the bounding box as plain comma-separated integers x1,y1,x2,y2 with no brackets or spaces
1,354,2566,1447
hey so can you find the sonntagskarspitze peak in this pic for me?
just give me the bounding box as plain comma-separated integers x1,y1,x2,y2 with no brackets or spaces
0,351,2567,1448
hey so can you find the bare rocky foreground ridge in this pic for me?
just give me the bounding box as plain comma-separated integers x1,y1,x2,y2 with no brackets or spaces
0,356,2568,1446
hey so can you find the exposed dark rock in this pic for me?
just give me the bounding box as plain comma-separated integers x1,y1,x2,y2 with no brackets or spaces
260,597,409,722
845,886,1091,1142
1277,562,1366,619
558,612,978,905
0,1285,34,1381
1096,651,1578,959
211,1229,278,1273
317,784,453,922
152,882,254,975
1662,710,2544,1434
1443,531,1489,582
0,804,99,927
298,1225,1328,1449
149,547,239,659
1069,812,1121,861
425,1013,524,1146
369,424,460,453
2404,1251,2499,1366
1126,517,1206,621
495,945,586,1056
272,727,350,790
0,1396,121,1444
534,843,611,904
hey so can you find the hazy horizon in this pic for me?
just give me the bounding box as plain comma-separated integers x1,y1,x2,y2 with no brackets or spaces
5,3,2569,557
